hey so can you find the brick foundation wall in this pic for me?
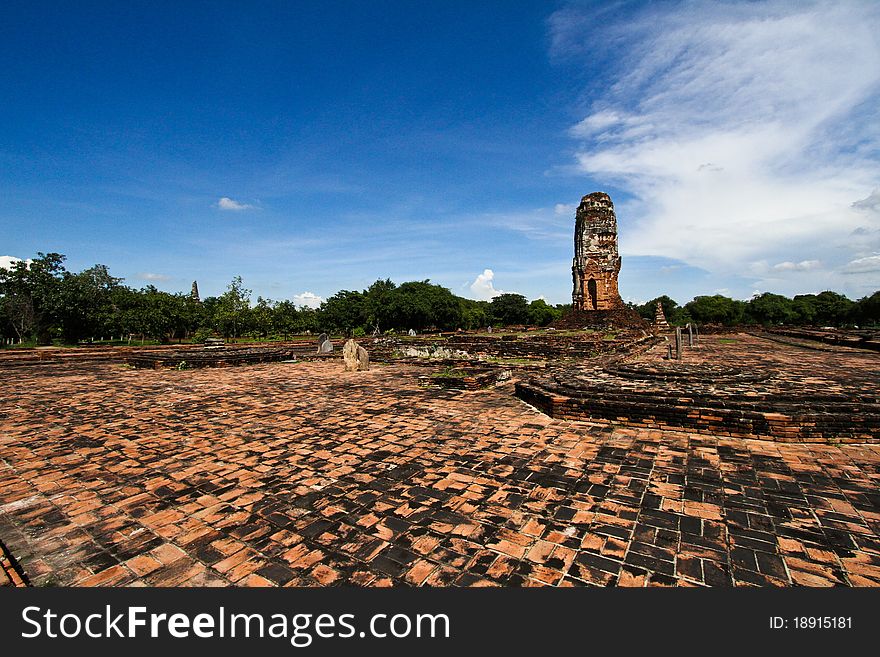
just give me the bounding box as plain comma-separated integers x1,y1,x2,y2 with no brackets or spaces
515,380,879,443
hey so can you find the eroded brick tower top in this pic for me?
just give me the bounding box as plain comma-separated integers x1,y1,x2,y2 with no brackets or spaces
572,192,624,311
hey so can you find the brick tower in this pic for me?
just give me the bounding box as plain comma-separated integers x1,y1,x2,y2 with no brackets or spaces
571,192,624,311
653,301,669,329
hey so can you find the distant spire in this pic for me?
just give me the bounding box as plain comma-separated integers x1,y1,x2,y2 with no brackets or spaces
654,301,669,329
190,280,200,303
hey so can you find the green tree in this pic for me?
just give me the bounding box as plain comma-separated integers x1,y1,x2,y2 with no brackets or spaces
684,295,745,326
364,278,397,333
812,291,854,326
110,286,144,339
0,272,37,342
320,290,367,334
199,296,221,333
296,306,321,334
250,297,275,338
181,295,206,339
791,294,817,325
527,299,561,326
637,295,681,324
380,281,462,331
490,293,529,326
853,291,880,327
745,292,795,326
272,299,299,338
56,264,123,342
0,252,67,343
459,298,490,330
214,276,252,338
127,286,186,343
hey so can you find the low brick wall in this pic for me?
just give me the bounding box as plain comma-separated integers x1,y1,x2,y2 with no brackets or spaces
515,380,879,443
384,331,661,362
419,368,511,390
0,339,329,368
126,345,302,369
758,327,880,352
515,353,880,443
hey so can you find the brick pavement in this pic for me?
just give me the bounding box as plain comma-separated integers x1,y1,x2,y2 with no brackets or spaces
1,335,879,586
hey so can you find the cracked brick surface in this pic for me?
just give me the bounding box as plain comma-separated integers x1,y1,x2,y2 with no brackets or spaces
517,334,880,442
1,338,879,587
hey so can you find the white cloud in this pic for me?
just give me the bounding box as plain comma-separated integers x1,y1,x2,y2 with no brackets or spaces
137,272,171,281
570,109,627,137
293,291,323,308
853,188,880,212
483,207,571,243
842,254,880,275
0,255,30,270
554,203,575,216
773,260,821,272
217,197,255,211
469,268,503,300
551,1,880,281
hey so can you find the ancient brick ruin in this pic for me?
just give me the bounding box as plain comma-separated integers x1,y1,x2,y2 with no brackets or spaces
554,192,646,330
3,330,879,589
515,333,880,444
653,301,669,329
572,192,624,311
2,187,879,590
516,192,880,443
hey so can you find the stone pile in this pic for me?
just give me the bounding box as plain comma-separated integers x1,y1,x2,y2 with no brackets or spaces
317,333,333,353
653,301,669,330
342,339,370,371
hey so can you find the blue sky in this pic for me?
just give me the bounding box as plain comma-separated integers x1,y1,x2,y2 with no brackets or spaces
2,1,879,307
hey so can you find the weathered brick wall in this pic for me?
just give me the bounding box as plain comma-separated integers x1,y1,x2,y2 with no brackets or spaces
381,331,659,361
571,192,624,311
515,336,880,444
516,380,879,443
0,339,327,368
759,327,880,352
0,538,27,587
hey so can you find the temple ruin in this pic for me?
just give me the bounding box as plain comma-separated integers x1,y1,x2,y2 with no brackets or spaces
572,192,624,311
554,192,645,329
654,301,669,329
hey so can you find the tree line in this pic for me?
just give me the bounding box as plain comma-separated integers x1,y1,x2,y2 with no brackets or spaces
2,253,876,345
0,253,565,344
632,291,880,328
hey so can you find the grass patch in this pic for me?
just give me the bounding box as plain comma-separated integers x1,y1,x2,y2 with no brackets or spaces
432,366,468,378
718,338,738,344
484,356,542,366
